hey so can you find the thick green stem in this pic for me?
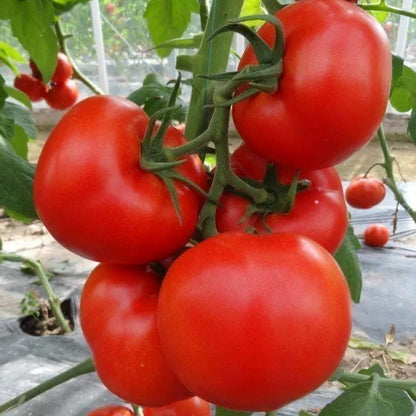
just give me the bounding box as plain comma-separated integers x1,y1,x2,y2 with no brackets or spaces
55,21,104,95
377,126,416,223
179,0,245,141
1,252,71,334
198,0,209,31
0,358,95,414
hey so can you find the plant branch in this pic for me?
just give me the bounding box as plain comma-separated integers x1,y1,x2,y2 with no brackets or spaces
377,126,416,223
0,358,95,414
360,2,416,19
55,21,104,95
0,252,71,334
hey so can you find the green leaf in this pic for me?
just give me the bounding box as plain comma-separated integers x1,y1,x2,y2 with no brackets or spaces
348,337,381,350
0,148,37,221
9,125,30,160
391,54,404,91
9,0,58,82
0,114,15,140
0,76,8,109
407,108,416,144
319,381,413,416
334,225,362,303
215,407,253,416
241,0,264,26
1,102,37,139
144,0,199,58
299,411,315,416
359,364,386,378
389,64,416,112
151,33,204,51
0,41,27,74
0,0,11,19
3,86,33,110
53,0,89,14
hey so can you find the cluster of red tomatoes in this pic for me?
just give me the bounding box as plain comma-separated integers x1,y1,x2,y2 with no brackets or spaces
14,52,78,110
33,0,392,414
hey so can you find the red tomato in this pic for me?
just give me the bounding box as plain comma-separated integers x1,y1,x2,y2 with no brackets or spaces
34,95,207,265
232,0,391,169
345,174,386,209
216,144,348,253
86,405,134,416
364,223,390,247
51,52,73,83
80,264,191,406
143,397,211,416
44,79,79,110
13,73,46,102
158,232,352,411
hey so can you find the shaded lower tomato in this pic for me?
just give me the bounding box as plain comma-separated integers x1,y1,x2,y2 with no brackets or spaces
216,144,348,253
80,263,191,406
345,174,386,209
44,79,79,110
143,396,211,416
14,73,46,102
86,405,134,416
34,95,207,265
158,232,352,411
364,223,390,247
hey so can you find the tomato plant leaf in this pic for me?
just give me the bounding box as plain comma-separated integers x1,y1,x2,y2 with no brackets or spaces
52,0,89,14
389,63,416,113
241,0,264,26
407,108,416,144
9,0,58,82
391,54,404,92
1,102,37,140
359,364,386,378
215,407,253,416
0,41,26,74
320,381,412,416
3,86,33,110
0,148,37,221
334,225,362,303
144,0,199,58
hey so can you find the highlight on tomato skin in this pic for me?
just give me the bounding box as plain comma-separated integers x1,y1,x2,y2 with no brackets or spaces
85,405,134,416
345,174,386,209
363,223,390,247
142,396,211,416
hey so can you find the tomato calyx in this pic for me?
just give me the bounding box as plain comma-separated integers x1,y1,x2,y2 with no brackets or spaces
201,15,285,105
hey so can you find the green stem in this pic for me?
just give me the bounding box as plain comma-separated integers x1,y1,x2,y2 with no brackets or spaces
360,2,416,19
0,358,95,414
55,21,104,95
1,252,71,334
265,411,279,416
180,0,245,141
377,126,416,223
199,0,209,31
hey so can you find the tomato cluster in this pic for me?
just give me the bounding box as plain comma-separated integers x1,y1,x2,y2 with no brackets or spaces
32,0,392,413
14,52,78,110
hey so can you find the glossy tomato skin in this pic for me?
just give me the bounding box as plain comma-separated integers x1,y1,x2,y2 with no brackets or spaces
51,52,73,83
345,175,386,209
80,264,191,406
364,223,390,247
34,95,207,265
14,73,46,102
217,144,348,253
232,0,391,169
86,405,134,416
158,232,352,411
143,397,211,416
44,78,79,110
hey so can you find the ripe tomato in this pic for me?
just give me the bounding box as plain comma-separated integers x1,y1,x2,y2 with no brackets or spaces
13,73,46,102
232,0,391,169
44,79,79,110
80,264,191,406
158,232,352,411
364,223,390,247
345,174,386,209
216,144,348,253
86,405,134,416
143,397,211,416
34,95,207,265
51,52,73,83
